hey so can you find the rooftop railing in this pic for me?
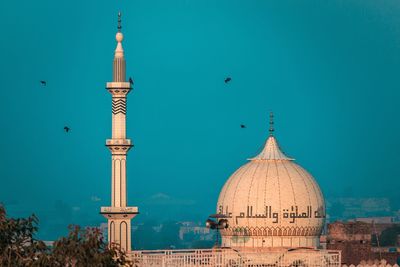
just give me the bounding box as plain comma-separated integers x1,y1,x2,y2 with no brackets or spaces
129,247,341,267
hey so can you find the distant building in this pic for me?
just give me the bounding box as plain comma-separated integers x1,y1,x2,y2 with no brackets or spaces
353,217,399,238
354,217,395,224
395,210,400,222
326,198,392,221
178,222,213,241
327,221,400,265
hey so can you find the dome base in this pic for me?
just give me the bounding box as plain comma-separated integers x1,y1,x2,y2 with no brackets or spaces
221,236,320,249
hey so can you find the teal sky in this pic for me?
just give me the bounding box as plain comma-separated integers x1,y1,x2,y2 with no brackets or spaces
1,0,400,239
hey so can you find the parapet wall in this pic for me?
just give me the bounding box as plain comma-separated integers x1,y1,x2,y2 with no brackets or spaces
328,221,372,241
130,248,341,267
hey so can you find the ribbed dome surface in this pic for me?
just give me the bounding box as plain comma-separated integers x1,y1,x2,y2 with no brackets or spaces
217,134,325,249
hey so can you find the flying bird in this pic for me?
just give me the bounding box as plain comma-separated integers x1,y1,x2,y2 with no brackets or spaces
224,77,231,83
64,126,70,133
240,124,246,129
129,77,134,85
40,80,47,86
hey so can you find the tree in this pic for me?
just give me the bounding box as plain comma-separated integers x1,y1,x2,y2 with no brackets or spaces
379,225,400,247
50,225,130,267
0,205,133,266
0,205,50,266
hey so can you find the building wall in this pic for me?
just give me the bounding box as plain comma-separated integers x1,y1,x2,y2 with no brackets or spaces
327,221,400,265
328,241,370,265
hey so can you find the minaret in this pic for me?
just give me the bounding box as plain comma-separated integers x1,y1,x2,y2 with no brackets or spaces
100,12,138,252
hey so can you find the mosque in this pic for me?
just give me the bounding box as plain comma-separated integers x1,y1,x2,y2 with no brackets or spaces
216,111,326,250
100,13,341,266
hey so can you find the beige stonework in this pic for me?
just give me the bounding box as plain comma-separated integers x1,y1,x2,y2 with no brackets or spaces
130,248,341,266
100,13,138,253
217,132,325,249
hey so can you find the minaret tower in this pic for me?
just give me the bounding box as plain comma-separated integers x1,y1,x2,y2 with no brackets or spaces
100,12,138,252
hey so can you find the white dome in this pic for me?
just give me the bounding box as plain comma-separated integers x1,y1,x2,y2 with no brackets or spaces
217,134,325,249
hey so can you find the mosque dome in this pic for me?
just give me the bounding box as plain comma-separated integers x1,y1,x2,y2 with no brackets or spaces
216,115,325,249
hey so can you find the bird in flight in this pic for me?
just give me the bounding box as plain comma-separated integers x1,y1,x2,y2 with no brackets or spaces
240,124,246,129
129,77,134,85
40,80,47,86
64,126,70,133
224,77,231,83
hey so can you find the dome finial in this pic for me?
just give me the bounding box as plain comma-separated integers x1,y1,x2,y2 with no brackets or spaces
269,111,274,136
118,11,122,32
249,112,293,161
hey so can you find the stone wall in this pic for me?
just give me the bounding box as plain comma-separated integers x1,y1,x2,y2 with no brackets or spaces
342,259,399,267
328,221,372,241
327,221,400,265
329,241,371,265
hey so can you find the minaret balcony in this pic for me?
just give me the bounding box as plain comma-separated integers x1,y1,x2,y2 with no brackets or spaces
100,206,139,219
106,139,132,146
106,82,131,96
106,139,133,154
100,206,138,214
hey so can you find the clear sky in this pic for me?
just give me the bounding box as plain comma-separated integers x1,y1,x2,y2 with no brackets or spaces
0,0,399,240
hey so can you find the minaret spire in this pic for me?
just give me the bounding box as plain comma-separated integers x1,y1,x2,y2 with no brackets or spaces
117,11,122,32
101,12,138,253
114,12,125,80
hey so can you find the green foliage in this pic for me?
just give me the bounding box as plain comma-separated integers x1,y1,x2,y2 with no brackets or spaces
50,225,129,267
0,205,49,266
0,205,132,267
379,225,400,247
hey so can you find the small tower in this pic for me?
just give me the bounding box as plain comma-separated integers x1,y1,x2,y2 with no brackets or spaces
100,12,138,252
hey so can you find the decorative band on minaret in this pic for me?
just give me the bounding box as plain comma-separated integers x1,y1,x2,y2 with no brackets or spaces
100,12,138,253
